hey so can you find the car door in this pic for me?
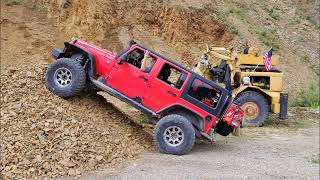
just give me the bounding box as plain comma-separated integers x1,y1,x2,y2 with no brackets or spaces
143,61,189,111
107,47,154,101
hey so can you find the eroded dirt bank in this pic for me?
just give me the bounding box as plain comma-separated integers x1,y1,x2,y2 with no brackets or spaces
32,0,232,51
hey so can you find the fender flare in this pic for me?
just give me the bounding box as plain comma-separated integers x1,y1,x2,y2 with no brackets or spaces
64,42,97,78
157,104,205,132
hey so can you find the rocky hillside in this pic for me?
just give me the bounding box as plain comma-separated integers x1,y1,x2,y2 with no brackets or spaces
29,0,320,95
209,0,320,93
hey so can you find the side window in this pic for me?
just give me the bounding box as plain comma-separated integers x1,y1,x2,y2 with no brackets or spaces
157,63,187,89
126,48,145,68
125,48,157,72
188,79,221,108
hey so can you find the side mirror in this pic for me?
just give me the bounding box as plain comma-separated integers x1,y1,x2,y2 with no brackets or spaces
118,54,127,64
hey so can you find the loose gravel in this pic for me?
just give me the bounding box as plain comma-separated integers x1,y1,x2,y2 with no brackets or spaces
0,64,152,179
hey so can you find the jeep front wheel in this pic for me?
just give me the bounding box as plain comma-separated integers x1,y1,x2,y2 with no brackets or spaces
45,58,86,97
235,91,269,126
154,114,195,155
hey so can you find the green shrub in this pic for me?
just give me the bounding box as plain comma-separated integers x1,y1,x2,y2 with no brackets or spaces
306,16,320,30
255,29,280,51
294,83,320,108
231,26,239,35
268,9,280,20
138,114,148,123
235,9,247,21
311,157,320,164
5,0,23,6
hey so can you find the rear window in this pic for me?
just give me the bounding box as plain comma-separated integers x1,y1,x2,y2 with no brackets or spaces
188,79,222,109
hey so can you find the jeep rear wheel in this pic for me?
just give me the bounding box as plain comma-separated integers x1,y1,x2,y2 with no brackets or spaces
45,58,86,97
154,114,195,155
235,91,269,126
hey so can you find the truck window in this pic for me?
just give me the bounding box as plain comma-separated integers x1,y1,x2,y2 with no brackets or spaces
188,79,221,108
157,63,187,89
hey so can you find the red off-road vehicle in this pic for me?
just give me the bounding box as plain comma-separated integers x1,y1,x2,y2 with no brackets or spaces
46,39,244,155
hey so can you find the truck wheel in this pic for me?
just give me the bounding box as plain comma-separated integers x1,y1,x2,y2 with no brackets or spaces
154,114,195,155
235,91,269,126
45,58,86,97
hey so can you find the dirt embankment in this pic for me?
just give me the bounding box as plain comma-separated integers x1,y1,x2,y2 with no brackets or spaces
0,1,67,70
31,0,232,61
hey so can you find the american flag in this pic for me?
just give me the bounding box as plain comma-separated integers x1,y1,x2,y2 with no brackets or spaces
263,48,273,71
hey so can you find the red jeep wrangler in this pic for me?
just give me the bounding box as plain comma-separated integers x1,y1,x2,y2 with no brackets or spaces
46,39,244,155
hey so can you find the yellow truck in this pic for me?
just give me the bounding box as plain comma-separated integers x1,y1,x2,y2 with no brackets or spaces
194,46,288,126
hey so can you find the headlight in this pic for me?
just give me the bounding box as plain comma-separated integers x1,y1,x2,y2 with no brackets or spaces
242,76,250,85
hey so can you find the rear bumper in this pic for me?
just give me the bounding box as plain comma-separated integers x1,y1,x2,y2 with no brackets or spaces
222,103,244,128
52,48,64,59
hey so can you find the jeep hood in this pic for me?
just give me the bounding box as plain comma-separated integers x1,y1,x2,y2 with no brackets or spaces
72,39,117,59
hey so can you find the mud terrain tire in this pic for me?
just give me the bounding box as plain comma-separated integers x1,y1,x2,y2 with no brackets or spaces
154,114,195,155
235,91,269,126
45,58,86,97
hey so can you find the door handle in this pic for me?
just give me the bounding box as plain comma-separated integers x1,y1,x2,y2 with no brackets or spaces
167,91,177,97
138,75,148,81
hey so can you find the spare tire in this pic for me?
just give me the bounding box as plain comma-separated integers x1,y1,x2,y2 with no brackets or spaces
235,91,269,126
45,58,86,97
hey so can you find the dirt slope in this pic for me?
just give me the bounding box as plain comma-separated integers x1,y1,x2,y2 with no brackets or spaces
0,1,67,70
29,0,233,67
36,0,232,51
